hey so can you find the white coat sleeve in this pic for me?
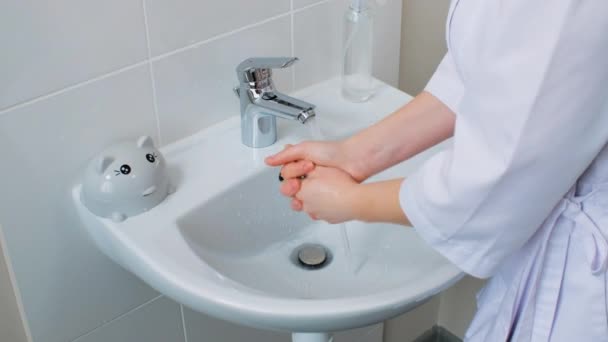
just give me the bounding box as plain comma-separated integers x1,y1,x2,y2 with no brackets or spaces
400,1,608,278
424,52,464,114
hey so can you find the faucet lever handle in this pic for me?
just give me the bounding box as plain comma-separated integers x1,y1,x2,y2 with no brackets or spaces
236,57,298,84
237,57,298,73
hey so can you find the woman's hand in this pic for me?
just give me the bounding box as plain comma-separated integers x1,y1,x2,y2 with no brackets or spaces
294,166,411,226
265,141,365,181
265,141,365,209
294,166,360,224
264,91,454,226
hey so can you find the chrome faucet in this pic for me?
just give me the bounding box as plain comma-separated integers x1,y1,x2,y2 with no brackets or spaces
234,57,316,148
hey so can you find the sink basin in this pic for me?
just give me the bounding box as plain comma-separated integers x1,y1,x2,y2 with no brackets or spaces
178,168,452,302
72,78,462,340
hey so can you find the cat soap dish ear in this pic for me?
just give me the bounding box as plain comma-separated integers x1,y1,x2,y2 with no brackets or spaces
80,136,173,222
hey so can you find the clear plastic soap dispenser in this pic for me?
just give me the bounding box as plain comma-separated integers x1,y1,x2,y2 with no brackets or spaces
342,0,374,102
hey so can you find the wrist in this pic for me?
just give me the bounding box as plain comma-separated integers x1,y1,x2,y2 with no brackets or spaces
339,138,369,182
346,179,410,225
346,183,369,222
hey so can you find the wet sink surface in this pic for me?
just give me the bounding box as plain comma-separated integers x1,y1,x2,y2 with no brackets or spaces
178,168,454,300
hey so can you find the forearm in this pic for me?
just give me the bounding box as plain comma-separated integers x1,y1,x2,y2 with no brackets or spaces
350,178,411,226
343,91,455,181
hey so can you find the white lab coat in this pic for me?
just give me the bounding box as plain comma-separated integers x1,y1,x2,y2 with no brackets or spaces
399,0,608,340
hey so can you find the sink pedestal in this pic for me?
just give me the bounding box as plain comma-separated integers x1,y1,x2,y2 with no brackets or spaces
292,332,332,342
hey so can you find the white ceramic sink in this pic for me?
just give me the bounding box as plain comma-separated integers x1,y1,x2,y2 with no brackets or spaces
73,78,462,341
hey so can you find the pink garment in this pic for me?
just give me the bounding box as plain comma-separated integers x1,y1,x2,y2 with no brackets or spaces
399,0,608,340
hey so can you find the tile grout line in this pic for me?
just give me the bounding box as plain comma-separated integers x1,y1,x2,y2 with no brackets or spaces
291,0,296,90
141,0,163,146
0,225,33,342
70,294,164,342
0,9,297,118
180,305,189,342
293,0,333,14
0,1,338,341
0,3,333,119
0,60,148,117
149,11,293,63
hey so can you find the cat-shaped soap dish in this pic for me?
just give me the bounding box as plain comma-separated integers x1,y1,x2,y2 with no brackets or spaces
81,136,173,222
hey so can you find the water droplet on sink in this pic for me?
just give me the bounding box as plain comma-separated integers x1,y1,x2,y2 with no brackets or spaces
303,282,311,298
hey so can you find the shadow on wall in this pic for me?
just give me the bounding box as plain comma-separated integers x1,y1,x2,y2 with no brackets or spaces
0,228,29,342
438,276,486,338
398,0,451,95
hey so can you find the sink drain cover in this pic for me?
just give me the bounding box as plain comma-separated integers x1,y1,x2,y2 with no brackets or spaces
297,244,327,268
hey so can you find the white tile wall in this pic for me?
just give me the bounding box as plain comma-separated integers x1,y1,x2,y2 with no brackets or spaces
0,0,148,111
372,0,403,86
153,16,292,145
293,0,344,89
293,0,402,89
183,307,292,342
0,0,401,341
0,65,160,342
144,0,290,56
384,296,441,342
333,323,384,342
184,307,383,342
73,297,184,342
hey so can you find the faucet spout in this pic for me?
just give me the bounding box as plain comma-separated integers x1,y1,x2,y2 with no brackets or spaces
234,57,317,148
254,91,316,123
297,109,316,124
240,91,316,148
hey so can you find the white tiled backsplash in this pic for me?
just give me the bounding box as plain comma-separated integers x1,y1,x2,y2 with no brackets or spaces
0,1,401,341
